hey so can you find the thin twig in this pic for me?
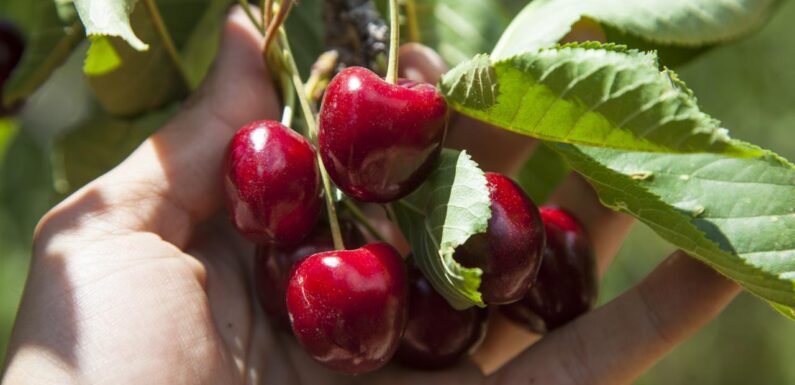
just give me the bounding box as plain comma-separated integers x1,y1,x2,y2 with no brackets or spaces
142,0,192,89
279,27,345,250
404,0,421,42
265,0,274,27
263,0,294,54
239,0,264,31
385,0,400,84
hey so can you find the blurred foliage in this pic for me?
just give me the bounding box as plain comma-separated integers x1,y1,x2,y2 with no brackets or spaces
602,1,795,383
2,0,795,383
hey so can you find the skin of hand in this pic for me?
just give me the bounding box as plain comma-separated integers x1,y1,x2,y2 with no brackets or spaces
2,7,740,385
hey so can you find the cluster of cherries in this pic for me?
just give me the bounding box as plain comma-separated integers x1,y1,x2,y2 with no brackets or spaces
224,65,597,374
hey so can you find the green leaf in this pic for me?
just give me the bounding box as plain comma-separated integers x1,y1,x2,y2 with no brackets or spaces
493,0,780,60
1,0,84,107
86,0,233,117
54,105,177,193
440,46,757,156
405,0,511,65
769,301,795,321
391,149,491,309
516,143,569,203
83,35,122,75
73,0,148,50
286,0,324,77
551,142,795,315
438,53,497,109
0,119,19,169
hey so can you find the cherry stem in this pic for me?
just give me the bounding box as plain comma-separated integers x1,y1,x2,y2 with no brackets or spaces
264,0,294,53
385,0,400,84
142,0,192,90
385,203,398,223
404,0,421,42
265,0,274,27
239,0,264,32
279,27,346,251
343,200,387,243
280,94,294,127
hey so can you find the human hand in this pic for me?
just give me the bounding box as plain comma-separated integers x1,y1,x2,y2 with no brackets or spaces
1,7,739,385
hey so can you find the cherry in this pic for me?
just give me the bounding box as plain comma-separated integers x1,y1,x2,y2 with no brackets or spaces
318,66,448,203
286,242,408,374
254,221,365,329
395,266,488,370
224,120,322,245
501,206,598,333
454,172,545,305
0,20,24,116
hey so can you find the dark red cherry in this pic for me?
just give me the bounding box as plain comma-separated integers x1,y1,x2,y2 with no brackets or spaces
318,66,448,203
395,267,488,370
501,206,598,333
0,20,25,116
454,172,545,305
254,221,365,329
286,242,408,374
224,120,322,245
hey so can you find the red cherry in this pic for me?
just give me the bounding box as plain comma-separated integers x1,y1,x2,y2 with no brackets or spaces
318,66,448,203
501,206,598,332
286,242,408,374
254,222,365,329
454,172,545,304
395,267,487,370
224,120,322,245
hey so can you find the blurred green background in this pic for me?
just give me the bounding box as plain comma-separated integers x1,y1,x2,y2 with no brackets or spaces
2,1,795,383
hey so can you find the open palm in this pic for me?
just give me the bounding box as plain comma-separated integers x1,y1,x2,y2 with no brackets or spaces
2,8,739,385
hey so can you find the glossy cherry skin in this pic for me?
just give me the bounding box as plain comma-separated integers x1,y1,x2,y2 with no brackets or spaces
319,66,448,202
501,206,598,333
286,242,408,374
395,267,488,369
254,222,365,329
454,172,545,305
224,120,322,245
0,20,24,116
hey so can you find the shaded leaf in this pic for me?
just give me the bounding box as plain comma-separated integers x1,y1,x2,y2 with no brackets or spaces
1,0,84,107
405,0,511,65
0,119,19,168
86,0,233,117
493,0,780,60
551,142,795,316
286,0,325,77
516,142,569,203
73,0,148,50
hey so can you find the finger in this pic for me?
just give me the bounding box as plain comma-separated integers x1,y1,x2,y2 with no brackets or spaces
398,43,536,175
39,6,280,248
495,251,740,385
398,42,448,83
